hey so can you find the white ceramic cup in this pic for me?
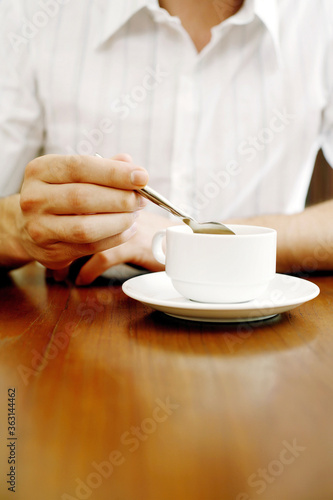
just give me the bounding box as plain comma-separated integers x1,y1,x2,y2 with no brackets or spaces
152,225,277,303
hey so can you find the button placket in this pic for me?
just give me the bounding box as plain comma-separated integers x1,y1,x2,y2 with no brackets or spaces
169,69,201,216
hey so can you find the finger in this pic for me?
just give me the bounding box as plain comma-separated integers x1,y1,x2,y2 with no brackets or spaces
36,224,138,270
52,266,70,282
75,244,135,286
67,223,138,258
30,182,147,215
26,155,149,188
25,212,138,245
111,153,133,163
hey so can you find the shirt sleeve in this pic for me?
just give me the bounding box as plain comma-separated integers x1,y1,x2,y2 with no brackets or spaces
0,0,44,197
320,0,333,168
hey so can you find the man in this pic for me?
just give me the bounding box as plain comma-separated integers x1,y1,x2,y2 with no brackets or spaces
0,0,332,285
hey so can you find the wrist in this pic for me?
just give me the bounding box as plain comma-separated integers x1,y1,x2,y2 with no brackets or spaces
0,194,32,269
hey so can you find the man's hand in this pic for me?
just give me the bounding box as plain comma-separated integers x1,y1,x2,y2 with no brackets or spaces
74,211,177,286
3,154,149,271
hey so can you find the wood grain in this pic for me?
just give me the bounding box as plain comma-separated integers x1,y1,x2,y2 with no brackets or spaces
0,263,333,500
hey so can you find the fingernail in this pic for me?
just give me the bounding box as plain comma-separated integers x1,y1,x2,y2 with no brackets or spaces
128,222,138,234
131,170,149,186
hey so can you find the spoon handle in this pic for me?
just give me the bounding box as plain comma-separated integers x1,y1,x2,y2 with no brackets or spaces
95,153,191,221
138,186,192,220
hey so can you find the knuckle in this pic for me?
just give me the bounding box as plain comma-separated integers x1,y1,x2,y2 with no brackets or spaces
20,192,34,212
52,155,79,182
62,155,86,182
62,154,75,172
47,155,63,178
107,164,118,184
71,186,88,212
24,158,41,179
64,154,83,169
20,188,43,213
42,154,69,181
25,220,44,244
71,219,91,243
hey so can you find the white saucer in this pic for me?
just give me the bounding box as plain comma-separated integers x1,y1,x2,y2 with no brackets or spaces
122,272,320,323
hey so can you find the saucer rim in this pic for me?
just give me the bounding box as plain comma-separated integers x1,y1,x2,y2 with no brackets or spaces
122,272,320,309
122,272,320,322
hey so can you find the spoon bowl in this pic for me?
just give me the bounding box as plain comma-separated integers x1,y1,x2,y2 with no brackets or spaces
139,186,235,235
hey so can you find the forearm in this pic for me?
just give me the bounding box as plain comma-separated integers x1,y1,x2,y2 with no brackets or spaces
0,194,32,270
229,199,333,273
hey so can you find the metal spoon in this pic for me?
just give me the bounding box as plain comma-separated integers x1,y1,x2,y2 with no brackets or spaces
138,185,235,235
95,154,234,235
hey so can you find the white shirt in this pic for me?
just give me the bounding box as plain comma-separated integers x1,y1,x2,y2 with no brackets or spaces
0,0,332,221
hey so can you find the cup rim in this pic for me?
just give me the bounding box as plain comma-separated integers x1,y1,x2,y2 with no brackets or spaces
167,224,276,237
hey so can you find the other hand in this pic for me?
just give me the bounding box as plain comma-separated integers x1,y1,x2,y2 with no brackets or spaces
74,211,176,285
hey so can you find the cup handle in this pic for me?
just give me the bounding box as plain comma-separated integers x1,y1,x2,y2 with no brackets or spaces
152,230,167,265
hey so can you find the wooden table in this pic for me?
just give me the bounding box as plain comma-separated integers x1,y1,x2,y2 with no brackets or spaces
0,263,333,500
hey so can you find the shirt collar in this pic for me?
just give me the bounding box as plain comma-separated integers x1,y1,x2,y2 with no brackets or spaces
94,0,281,61
93,0,158,49
254,0,281,62
212,0,281,62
